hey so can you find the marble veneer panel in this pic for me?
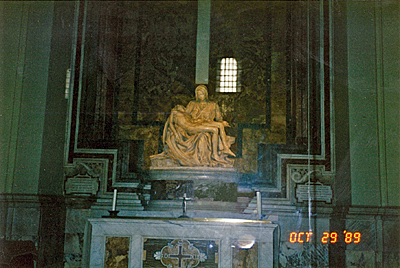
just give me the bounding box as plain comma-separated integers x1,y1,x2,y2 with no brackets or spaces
345,250,375,268
383,220,400,252
232,242,258,268
64,208,93,267
8,206,40,241
105,236,130,268
84,218,277,268
345,219,376,251
277,215,330,267
383,220,400,267
279,243,328,268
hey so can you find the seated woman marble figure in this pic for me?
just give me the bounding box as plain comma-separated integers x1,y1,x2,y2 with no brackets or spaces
150,85,235,168
171,105,235,159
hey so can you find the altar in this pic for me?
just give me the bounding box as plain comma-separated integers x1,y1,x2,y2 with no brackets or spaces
83,217,278,268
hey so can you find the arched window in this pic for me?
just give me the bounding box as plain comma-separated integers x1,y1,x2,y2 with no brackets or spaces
217,58,240,93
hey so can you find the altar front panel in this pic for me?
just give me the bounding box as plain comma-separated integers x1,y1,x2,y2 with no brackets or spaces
84,218,277,268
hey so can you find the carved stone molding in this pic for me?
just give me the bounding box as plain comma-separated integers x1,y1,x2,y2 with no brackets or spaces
288,165,332,184
65,161,104,178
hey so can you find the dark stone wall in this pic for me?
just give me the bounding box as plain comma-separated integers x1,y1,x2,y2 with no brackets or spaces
74,1,329,200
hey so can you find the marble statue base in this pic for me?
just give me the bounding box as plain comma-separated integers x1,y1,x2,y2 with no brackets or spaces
149,166,239,183
147,167,240,210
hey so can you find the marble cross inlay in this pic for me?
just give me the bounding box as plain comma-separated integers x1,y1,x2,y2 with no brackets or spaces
169,242,192,267
154,239,207,268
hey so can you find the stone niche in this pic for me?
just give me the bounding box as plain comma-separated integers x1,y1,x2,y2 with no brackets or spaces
83,217,278,268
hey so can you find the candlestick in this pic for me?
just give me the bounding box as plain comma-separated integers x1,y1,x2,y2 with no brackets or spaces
107,210,119,217
179,193,191,218
112,189,117,211
256,191,262,220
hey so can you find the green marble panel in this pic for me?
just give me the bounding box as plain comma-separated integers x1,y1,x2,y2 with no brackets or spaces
0,2,54,194
381,2,400,206
347,2,381,206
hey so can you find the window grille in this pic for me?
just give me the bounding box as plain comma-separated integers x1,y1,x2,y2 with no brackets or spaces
217,58,240,93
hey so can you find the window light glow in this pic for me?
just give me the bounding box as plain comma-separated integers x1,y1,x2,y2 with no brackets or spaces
219,58,238,93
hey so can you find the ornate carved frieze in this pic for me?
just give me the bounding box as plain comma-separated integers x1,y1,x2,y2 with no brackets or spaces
65,161,104,178
288,165,331,184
